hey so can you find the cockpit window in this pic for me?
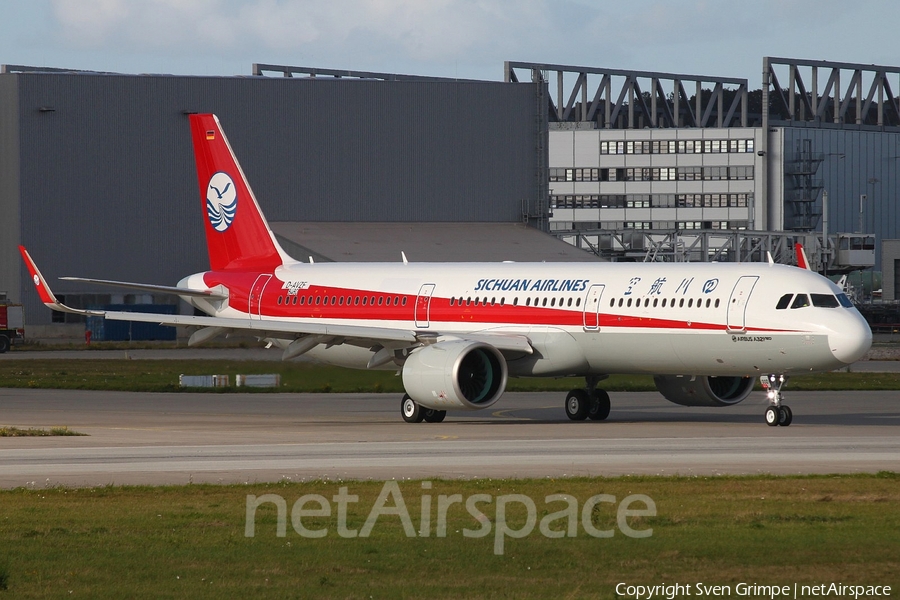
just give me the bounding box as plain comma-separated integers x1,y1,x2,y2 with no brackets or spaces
775,294,793,310
837,293,854,308
811,294,840,308
790,294,810,309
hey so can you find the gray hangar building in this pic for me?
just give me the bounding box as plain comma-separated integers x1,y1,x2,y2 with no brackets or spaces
0,65,591,334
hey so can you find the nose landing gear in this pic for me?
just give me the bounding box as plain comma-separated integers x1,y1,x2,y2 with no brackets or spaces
761,375,792,427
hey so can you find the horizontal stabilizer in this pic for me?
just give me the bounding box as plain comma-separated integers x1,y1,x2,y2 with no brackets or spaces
60,277,228,299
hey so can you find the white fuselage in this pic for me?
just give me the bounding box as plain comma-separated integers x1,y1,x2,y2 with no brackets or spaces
181,260,872,378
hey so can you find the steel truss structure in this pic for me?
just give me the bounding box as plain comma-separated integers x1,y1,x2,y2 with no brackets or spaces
505,61,749,128
252,63,478,82
763,57,900,129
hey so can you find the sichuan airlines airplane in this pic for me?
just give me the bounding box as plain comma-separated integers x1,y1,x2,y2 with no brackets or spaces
20,114,872,427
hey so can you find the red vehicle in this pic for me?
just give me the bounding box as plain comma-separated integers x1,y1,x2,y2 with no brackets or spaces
0,303,24,353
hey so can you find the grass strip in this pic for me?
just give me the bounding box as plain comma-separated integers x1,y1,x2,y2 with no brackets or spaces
0,473,897,598
0,359,899,393
0,426,86,437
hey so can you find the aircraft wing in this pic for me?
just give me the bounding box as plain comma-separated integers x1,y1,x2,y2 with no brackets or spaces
102,310,418,344
100,311,533,354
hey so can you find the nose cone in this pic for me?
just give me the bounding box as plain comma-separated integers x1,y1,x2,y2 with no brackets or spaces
830,311,873,364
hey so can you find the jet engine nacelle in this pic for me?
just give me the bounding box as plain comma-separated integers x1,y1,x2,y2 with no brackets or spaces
653,375,754,407
402,340,507,410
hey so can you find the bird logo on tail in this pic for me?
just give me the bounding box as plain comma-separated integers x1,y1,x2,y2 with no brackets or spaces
206,172,237,232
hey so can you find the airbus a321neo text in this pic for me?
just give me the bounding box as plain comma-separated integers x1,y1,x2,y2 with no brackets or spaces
20,114,872,427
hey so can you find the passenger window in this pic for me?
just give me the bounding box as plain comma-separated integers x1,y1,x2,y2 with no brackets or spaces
513,298,518,306
688,298,693,308
790,294,810,309
837,293,854,308
576,298,581,307
402,298,407,306
610,299,615,307
811,293,840,308
775,294,793,310
714,299,720,308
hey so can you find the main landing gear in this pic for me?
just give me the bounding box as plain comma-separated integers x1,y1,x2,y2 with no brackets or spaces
401,394,447,423
565,376,611,421
761,375,793,427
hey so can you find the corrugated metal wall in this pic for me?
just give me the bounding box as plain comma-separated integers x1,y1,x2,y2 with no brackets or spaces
0,76,21,306
1,72,544,324
782,127,900,269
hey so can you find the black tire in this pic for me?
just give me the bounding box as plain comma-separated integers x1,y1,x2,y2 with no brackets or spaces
401,395,424,423
565,389,590,421
0,335,9,354
778,405,793,427
765,406,779,426
423,409,447,423
588,389,611,421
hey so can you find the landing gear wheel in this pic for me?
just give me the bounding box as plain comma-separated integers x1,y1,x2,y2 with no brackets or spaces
401,395,424,423
765,406,779,427
778,405,793,427
588,389,611,421
422,409,447,423
565,389,590,421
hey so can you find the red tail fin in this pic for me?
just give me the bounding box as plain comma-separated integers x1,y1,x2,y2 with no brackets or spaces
190,114,288,272
794,243,810,270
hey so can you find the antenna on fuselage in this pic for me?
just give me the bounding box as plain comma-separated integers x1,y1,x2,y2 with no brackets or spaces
401,251,408,265
767,252,774,265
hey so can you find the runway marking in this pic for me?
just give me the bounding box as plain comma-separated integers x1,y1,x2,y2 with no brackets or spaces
490,409,533,420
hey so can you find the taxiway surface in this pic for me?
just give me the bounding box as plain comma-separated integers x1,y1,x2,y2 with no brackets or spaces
1,388,898,487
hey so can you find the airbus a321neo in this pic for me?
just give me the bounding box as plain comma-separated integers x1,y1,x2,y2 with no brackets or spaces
20,114,872,426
